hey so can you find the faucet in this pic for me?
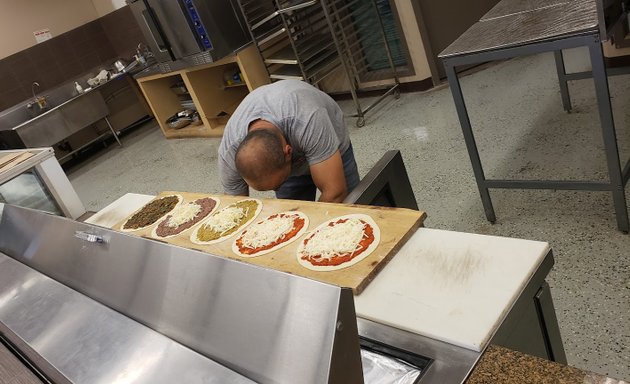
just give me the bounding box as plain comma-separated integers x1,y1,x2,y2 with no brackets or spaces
27,81,47,111
31,82,40,100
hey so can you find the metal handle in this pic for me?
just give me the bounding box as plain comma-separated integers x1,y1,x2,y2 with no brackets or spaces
277,0,317,14
74,231,105,244
141,0,175,60
142,10,169,53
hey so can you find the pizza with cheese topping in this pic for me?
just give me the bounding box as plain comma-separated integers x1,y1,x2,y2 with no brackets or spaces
120,194,183,232
297,214,380,271
232,211,309,257
190,199,262,245
151,197,219,239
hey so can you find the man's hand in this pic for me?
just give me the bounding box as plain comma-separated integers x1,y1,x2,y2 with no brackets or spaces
310,151,347,203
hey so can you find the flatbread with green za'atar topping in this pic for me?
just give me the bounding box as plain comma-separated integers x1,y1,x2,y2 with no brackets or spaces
190,199,262,245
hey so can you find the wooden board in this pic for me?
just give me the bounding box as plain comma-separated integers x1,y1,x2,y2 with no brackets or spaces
0,152,34,174
0,153,21,167
235,43,271,91
114,191,425,294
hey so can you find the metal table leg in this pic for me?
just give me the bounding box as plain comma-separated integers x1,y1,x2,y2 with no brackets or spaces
588,38,629,232
104,117,122,147
444,62,496,223
553,50,572,112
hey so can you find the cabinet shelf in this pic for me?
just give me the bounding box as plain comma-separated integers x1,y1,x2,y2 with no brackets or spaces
136,44,270,139
163,123,223,139
223,83,247,89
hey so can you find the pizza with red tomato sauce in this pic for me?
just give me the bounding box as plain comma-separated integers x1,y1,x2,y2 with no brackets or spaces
297,214,381,271
232,211,309,257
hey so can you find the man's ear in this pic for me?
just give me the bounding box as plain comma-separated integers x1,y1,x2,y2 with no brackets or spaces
284,145,292,160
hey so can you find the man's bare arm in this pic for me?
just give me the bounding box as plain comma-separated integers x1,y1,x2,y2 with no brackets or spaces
310,151,347,203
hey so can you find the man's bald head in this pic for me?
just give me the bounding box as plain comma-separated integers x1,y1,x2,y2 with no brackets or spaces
235,129,290,190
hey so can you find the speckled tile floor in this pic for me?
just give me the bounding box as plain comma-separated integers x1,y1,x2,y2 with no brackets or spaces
67,48,629,380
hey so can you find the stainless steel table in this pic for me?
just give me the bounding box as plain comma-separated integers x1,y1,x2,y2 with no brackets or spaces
439,0,630,232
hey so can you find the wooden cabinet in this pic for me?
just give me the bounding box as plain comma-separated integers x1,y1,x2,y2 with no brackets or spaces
136,44,269,139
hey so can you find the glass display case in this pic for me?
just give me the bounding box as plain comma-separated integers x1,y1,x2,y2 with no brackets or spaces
0,148,85,219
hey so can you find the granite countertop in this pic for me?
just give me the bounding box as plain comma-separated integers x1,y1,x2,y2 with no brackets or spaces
466,345,628,384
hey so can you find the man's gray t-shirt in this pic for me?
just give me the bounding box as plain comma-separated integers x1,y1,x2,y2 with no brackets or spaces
218,80,350,195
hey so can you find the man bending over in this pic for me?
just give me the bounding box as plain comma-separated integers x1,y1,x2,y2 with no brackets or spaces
218,80,359,202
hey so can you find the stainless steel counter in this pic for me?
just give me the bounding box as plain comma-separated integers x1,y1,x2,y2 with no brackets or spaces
0,204,364,383
0,252,254,384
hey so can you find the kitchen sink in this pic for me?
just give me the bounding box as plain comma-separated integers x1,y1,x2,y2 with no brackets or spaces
26,100,52,118
0,80,109,149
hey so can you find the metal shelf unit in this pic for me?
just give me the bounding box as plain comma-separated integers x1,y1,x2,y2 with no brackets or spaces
238,0,399,126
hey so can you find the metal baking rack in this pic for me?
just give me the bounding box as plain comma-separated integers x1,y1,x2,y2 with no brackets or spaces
237,0,400,127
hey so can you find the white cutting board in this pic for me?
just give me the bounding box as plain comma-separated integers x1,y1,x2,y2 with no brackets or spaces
354,228,549,352
85,193,154,228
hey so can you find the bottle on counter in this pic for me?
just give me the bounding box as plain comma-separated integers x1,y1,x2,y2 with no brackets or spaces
74,81,84,94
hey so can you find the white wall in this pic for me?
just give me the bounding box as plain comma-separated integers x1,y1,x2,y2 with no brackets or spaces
0,0,100,59
91,0,127,18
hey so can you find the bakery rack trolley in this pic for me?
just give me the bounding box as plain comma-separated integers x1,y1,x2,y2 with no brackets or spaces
237,0,400,127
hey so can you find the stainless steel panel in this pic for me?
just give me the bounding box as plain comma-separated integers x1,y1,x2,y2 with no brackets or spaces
148,0,201,59
0,253,255,384
489,251,567,363
0,205,363,384
534,282,567,363
128,1,174,63
488,249,567,364
59,90,108,132
15,109,67,147
344,150,418,210
129,0,250,69
439,0,598,58
357,318,481,383
192,0,252,57
0,103,33,131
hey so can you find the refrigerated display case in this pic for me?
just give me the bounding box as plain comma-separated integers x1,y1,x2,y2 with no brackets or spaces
0,147,85,219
